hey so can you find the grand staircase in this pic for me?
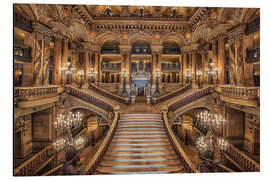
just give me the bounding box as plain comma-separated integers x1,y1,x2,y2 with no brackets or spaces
95,114,185,174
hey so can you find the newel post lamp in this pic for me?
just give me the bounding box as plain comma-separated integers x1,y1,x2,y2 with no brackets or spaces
78,71,84,89
62,61,75,84
121,68,128,95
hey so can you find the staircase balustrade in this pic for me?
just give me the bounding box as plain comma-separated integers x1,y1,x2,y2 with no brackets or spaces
225,142,260,172
65,86,114,112
154,84,191,103
14,145,55,176
168,87,212,112
162,111,199,173
89,84,129,104
85,112,119,174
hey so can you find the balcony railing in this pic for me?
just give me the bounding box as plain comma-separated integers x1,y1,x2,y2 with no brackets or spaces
14,46,32,62
131,47,151,54
101,47,120,54
14,145,55,176
101,63,121,71
65,86,114,112
14,85,61,101
217,85,259,99
162,47,181,54
168,87,212,112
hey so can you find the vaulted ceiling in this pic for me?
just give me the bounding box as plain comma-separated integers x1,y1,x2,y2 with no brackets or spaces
14,4,260,48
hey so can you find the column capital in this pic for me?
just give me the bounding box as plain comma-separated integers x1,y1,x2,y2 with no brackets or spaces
181,43,199,53
228,24,246,44
151,45,163,54
119,44,132,54
32,21,53,42
91,45,101,53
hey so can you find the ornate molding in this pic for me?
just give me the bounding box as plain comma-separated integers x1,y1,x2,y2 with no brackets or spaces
228,24,246,43
181,43,200,53
151,45,163,54
32,22,53,41
119,45,132,54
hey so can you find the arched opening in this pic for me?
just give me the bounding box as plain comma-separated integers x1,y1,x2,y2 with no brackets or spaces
101,40,120,54
162,41,180,54
131,40,151,54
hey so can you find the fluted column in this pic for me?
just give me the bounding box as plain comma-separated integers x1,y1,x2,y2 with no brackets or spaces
179,55,183,84
218,35,226,84
125,53,131,84
52,37,62,84
152,53,157,84
61,39,68,83
201,53,206,84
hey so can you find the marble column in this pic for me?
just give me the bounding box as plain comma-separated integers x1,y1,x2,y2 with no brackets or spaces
179,55,183,84
84,51,89,86
126,53,131,84
152,53,157,84
201,53,206,84
94,52,99,84
212,39,218,84
98,53,102,84
191,52,196,84
61,39,68,84
218,36,226,84
52,37,62,85
182,53,187,83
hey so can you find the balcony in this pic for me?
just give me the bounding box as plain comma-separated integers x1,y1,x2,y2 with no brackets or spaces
101,63,121,72
161,63,180,72
14,46,32,62
162,47,181,54
131,47,151,54
101,47,120,54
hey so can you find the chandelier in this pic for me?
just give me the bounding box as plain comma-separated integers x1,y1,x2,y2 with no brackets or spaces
196,135,213,156
54,111,83,130
54,111,85,152
196,110,225,131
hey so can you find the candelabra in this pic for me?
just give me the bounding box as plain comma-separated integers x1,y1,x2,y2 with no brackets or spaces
54,111,85,158
196,71,202,87
121,68,128,95
61,61,75,84
184,68,194,84
154,68,161,96
206,62,218,84
78,71,84,89
196,135,214,158
88,68,97,84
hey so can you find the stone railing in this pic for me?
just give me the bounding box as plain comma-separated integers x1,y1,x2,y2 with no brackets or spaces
90,84,129,104
153,84,190,104
14,85,62,101
217,85,259,99
162,111,199,173
14,145,55,176
225,142,260,172
65,86,114,112
168,87,212,112
85,111,119,174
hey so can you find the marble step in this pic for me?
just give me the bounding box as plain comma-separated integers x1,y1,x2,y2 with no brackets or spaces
121,114,161,117
111,138,169,142
113,134,167,138
106,150,175,155
103,154,178,160
119,119,163,123
100,159,180,166
118,121,163,125
114,132,167,136
96,165,184,174
109,144,173,149
117,125,164,129
112,136,168,141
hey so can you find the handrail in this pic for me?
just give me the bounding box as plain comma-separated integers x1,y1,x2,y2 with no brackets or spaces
89,84,129,104
41,164,63,176
168,87,212,112
162,111,199,173
14,144,54,176
217,163,235,172
217,85,259,99
15,85,61,101
65,85,114,112
226,142,260,172
154,84,191,103
85,111,119,174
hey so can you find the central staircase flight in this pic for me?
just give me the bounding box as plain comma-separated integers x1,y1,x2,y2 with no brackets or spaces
94,114,185,174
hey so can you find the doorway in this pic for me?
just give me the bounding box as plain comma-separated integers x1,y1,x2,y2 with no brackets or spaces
137,87,145,96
